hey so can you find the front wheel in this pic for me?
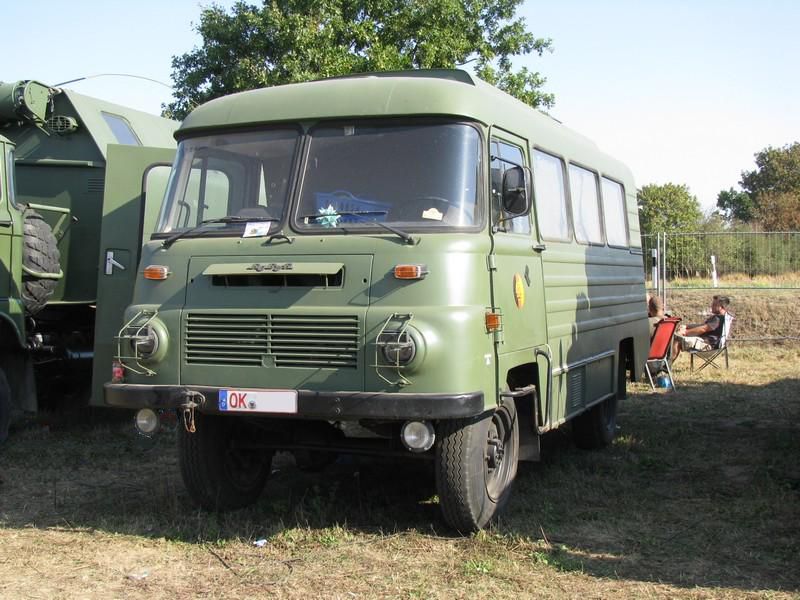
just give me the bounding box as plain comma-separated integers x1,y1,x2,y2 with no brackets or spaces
435,399,519,532
178,412,273,510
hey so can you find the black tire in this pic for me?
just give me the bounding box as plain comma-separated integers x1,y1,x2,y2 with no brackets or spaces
617,346,629,400
435,399,519,533
22,210,61,315
0,368,10,445
572,393,618,450
293,449,338,472
178,412,273,510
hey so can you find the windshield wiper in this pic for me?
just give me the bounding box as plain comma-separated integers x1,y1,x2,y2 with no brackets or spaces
301,210,417,245
161,216,279,249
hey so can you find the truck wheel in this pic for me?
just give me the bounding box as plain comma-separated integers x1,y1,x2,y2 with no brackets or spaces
0,368,10,445
572,393,618,450
178,412,273,510
435,399,519,532
22,210,61,315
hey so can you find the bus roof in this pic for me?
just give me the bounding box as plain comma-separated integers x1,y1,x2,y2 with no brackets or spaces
179,70,633,181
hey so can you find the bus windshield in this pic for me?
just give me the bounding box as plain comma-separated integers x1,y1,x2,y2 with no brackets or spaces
157,129,299,233
294,123,481,231
157,122,482,236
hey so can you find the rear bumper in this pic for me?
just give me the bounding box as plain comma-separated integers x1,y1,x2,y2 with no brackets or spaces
104,383,485,420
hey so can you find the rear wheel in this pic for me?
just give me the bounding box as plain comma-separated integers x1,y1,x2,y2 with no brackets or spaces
435,399,519,532
22,210,61,315
572,393,618,450
572,349,627,450
178,412,273,510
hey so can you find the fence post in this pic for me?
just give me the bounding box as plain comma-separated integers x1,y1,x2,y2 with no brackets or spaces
651,247,659,292
711,255,718,288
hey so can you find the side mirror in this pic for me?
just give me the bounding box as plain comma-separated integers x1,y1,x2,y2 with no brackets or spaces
501,166,531,216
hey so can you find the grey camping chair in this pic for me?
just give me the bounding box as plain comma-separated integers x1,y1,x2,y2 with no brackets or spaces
689,313,734,372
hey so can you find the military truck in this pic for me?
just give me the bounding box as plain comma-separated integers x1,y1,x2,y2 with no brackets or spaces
104,70,650,532
0,80,177,441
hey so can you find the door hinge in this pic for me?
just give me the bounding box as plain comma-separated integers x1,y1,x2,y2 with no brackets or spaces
487,254,497,271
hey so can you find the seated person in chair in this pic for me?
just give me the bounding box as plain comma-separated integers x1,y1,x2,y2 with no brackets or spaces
673,295,731,360
648,294,681,359
647,294,665,339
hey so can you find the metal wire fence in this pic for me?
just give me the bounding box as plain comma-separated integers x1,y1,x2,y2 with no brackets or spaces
641,231,800,289
641,231,800,343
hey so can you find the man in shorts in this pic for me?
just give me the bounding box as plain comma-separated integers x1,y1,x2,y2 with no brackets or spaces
674,295,731,360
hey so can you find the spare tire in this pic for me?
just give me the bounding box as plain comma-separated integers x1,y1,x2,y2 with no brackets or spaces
22,210,61,315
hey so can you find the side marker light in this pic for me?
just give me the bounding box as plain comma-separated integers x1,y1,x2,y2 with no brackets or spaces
393,264,429,280
143,265,170,280
485,312,503,332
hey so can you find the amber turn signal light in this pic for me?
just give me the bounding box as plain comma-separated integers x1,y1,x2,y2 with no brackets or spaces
393,264,429,280
485,312,503,332
143,265,170,280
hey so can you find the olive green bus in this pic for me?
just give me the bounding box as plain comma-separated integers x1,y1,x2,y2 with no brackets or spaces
104,70,649,532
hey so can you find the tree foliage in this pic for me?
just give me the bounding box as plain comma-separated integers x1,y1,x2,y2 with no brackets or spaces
740,142,800,198
716,187,755,223
166,0,554,119
637,183,703,236
715,143,800,228
637,183,704,278
755,191,800,231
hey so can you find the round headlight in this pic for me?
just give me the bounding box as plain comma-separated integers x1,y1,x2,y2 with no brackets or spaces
379,330,416,365
130,325,159,358
135,408,159,436
401,420,436,452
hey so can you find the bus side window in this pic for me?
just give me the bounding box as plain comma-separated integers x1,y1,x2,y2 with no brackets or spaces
491,139,530,234
532,149,571,241
568,164,603,245
601,177,628,247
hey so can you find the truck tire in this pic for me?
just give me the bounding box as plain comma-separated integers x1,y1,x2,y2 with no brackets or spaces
435,399,519,532
0,368,10,445
572,348,626,450
178,411,273,510
572,393,618,450
22,210,61,315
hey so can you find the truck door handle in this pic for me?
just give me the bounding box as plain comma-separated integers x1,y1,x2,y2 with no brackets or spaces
105,250,126,275
533,243,546,253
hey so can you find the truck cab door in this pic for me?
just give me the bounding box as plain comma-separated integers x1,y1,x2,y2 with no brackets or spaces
90,144,175,405
488,129,550,425
0,140,15,301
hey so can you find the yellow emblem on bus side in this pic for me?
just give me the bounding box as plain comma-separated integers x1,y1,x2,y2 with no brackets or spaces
513,273,525,308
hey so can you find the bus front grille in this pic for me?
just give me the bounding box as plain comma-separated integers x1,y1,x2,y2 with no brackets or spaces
185,313,359,368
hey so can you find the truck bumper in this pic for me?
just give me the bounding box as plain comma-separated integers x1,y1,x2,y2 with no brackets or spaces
104,383,485,420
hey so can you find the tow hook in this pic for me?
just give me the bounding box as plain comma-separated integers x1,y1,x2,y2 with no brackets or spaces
181,391,204,434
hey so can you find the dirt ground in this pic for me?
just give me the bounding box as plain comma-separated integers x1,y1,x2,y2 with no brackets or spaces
1,345,798,599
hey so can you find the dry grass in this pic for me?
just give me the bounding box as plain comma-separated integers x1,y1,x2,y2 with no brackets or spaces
1,345,798,599
666,289,797,340
669,272,800,289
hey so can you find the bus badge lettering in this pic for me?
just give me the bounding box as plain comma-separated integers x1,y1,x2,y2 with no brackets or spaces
247,262,293,273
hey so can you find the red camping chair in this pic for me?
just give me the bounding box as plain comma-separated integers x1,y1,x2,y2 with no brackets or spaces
645,317,682,391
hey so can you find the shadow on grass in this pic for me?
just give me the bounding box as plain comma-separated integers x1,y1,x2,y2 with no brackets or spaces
0,377,798,594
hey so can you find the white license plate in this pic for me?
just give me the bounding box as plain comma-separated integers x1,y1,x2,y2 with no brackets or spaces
218,389,297,414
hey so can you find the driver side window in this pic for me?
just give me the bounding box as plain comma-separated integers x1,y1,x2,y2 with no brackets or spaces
490,139,530,234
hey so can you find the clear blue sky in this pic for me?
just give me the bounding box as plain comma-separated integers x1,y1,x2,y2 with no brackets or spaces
2,0,797,211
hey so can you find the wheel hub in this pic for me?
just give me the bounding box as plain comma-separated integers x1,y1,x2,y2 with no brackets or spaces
486,438,504,469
